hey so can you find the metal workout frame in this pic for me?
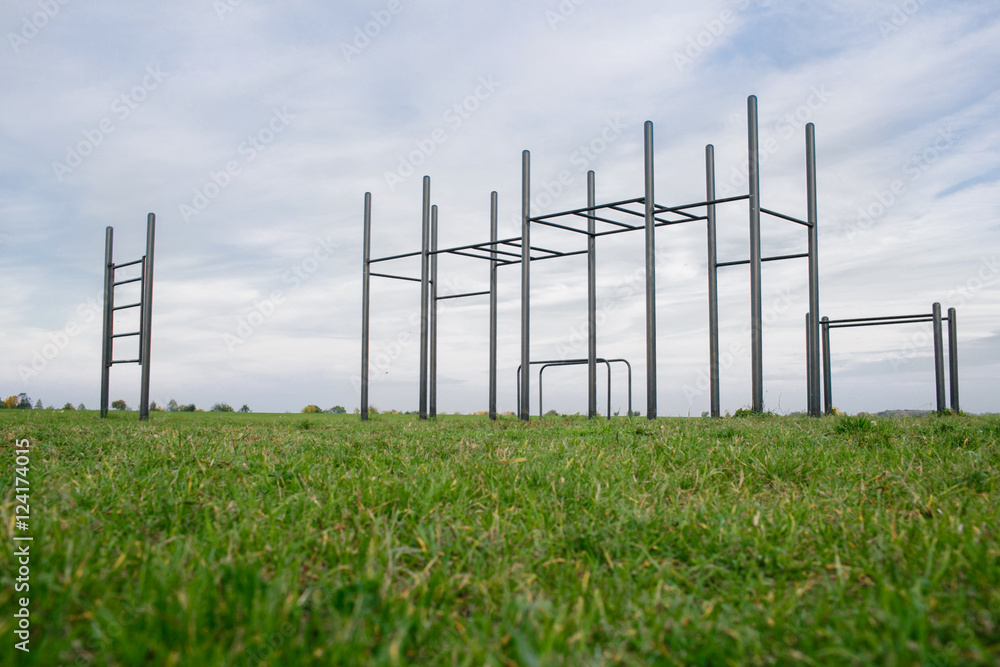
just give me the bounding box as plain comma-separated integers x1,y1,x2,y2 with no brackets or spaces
100,213,156,420
361,96,822,420
820,303,959,414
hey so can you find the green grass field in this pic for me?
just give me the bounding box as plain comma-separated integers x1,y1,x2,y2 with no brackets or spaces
1,410,998,665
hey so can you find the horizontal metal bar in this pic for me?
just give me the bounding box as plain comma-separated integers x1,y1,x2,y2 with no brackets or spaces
764,252,809,262
437,290,490,301
431,236,523,257
573,210,640,229
112,302,142,311
442,249,503,263
528,243,571,256
605,205,646,219
449,245,523,259
761,207,811,227
531,218,591,236
824,313,933,325
112,331,141,339
653,194,750,214
716,252,810,268
827,319,934,330
110,359,141,365
369,250,423,264
654,215,707,226
113,276,143,287
530,249,588,262
113,258,144,270
529,197,645,223
370,272,421,283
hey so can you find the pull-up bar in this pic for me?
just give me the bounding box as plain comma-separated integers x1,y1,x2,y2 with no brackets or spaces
819,302,959,414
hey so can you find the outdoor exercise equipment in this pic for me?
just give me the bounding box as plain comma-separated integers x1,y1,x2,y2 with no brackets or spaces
100,213,155,420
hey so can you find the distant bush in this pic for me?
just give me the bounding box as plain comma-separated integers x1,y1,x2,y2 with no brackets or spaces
302,405,322,414
211,403,234,412
328,405,347,414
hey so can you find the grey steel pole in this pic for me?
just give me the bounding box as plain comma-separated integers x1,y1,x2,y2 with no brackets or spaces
806,123,821,417
587,170,598,419
489,191,498,421
706,144,720,418
139,213,155,421
806,312,813,412
100,226,114,418
821,316,832,415
361,193,372,421
948,307,959,413
429,205,438,418
748,95,763,413
932,302,946,412
644,120,657,420
520,150,531,421
419,176,430,420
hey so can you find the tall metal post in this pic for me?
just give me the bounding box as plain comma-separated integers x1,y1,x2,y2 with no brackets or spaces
587,170,598,419
805,312,814,412
747,96,764,413
643,121,657,420
821,316,832,415
706,145,720,418
489,191,498,421
948,307,959,413
100,226,114,418
419,176,431,420
519,151,531,421
361,193,372,421
932,302,946,412
805,123,821,417
429,205,438,418
138,213,155,421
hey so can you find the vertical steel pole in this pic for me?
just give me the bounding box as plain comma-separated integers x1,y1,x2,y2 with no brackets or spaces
747,96,764,413
932,302,946,412
644,120,657,420
948,307,959,413
587,170,598,419
706,144,720,418
361,193,372,421
489,191,498,421
139,213,155,421
821,316,832,415
419,176,430,420
745,97,765,412
806,123,821,417
805,312,813,411
520,151,531,421
429,205,438,418
100,226,114,418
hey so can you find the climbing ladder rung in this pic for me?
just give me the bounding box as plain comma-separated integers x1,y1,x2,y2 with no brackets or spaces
113,302,142,311
110,359,140,365
114,276,143,287
114,258,144,270
112,331,141,339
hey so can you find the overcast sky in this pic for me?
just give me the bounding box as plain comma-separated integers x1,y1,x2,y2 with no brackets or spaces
2,0,998,416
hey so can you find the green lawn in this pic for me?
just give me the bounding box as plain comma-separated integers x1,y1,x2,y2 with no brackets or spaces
1,410,998,665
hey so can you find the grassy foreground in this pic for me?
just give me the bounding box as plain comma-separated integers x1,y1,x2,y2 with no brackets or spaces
1,410,998,665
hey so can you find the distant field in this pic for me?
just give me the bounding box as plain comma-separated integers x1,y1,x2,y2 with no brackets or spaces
1,410,998,665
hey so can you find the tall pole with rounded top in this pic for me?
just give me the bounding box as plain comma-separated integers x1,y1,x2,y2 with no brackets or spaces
644,121,657,420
